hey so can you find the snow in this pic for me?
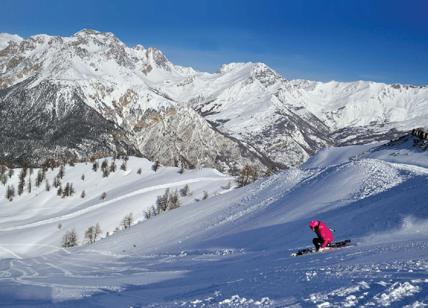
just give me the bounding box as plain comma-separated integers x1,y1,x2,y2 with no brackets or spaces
0,33,22,50
2,29,428,306
0,157,233,258
0,140,428,306
2,29,428,170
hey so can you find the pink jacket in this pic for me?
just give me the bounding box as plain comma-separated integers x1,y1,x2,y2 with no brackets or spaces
315,221,334,248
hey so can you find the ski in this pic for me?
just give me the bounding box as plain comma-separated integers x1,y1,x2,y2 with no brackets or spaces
291,240,351,257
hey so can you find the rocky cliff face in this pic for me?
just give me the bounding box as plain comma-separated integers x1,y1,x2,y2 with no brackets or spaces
0,29,426,170
0,78,139,165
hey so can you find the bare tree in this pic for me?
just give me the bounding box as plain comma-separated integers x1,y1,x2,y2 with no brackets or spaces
62,229,78,248
152,161,160,172
236,164,258,187
84,223,102,244
144,205,158,219
121,213,134,229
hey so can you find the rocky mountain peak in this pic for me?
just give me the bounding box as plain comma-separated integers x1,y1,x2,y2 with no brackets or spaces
0,33,23,51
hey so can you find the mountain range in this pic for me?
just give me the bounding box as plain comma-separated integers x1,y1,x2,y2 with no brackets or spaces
1,29,427,172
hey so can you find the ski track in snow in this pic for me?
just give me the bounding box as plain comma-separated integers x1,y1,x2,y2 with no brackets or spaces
0,143,428,306
0,177,230,232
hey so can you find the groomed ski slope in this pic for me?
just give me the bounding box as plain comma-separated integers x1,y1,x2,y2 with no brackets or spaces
1,137,428,307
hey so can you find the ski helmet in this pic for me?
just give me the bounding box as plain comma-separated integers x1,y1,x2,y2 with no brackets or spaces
309,220,319,230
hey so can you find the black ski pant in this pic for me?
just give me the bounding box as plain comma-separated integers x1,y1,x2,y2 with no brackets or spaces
313,237,325,251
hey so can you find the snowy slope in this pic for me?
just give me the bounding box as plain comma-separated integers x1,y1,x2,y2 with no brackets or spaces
1,133,428,306
0,157,233,258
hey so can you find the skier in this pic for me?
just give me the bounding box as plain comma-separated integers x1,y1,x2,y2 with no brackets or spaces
309,220,334,252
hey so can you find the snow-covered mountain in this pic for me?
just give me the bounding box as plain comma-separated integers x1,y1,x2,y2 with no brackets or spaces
1,29,427,171
1,132,428,306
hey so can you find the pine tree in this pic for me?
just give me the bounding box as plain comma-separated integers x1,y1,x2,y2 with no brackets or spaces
57,186,63,196
156,188,169,213
58,165,65,179
137,168,142,175
101,159,108,171
0,165,7,176
81,190,86,198
180,184,191,196
110,161,116,173
6,185,15,201
81,174,85,181
8,169,14,179
0,173,7,186
100,192,107,200
167,190,180,210
18,168,26,196
120,161,127,171
27,177,32,193
45,179,51,191
53,176,61,188
102,168,110,178
61,182,75,198
202,191,209,200
35,169,44,187
92,161,99,172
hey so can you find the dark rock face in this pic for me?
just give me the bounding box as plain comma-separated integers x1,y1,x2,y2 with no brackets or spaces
0,79,140,166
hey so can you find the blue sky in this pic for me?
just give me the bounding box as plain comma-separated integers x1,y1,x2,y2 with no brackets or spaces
1,0,427,85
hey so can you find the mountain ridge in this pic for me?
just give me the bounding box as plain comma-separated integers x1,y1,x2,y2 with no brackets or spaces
1,29,426,171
